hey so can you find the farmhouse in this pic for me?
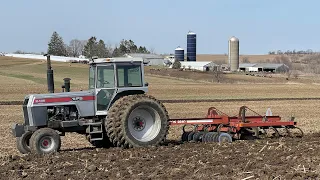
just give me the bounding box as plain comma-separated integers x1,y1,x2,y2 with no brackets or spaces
180,61,218,71
124,53,165,66
239,63,289,73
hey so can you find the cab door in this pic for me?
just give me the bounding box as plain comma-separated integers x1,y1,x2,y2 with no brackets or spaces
95,64,116,115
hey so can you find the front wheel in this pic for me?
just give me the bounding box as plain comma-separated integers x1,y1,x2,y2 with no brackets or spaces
16,131,32,154
29,128,61,154
106,94,169,148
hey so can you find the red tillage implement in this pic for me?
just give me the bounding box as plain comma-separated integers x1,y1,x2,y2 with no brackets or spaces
169,106,303,143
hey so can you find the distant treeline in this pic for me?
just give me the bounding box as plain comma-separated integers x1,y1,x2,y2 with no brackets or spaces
268,49,317,55
14,31,154,59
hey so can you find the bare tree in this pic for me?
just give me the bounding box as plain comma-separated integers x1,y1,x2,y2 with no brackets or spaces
215,59,226,65
105,43,114,57
241,56,250,63
292,70,299,79
286,70,292,80
149,47,156,54
210,64,224,83
68,39,86,57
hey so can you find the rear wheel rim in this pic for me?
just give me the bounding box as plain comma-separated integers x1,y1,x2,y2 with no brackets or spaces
39,136,55,152
128,105,161,142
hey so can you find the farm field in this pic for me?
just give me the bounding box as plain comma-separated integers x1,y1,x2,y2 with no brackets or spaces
2,57,320,101
1,56,320,179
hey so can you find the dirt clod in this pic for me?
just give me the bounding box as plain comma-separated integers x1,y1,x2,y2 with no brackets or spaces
87,164,97,172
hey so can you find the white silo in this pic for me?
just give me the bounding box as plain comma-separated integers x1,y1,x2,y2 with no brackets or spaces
228,36,239,71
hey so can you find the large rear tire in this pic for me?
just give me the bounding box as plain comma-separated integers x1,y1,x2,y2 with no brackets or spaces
29,128,61,154
16,131,32,154
106,94,169,148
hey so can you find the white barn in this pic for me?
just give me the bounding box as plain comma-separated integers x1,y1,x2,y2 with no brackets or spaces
239,63,290,73
179,61,218,71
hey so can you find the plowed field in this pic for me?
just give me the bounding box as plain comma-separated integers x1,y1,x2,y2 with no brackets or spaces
1,134,320,180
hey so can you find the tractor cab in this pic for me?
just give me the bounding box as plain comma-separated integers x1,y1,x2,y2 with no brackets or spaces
88,57,148,115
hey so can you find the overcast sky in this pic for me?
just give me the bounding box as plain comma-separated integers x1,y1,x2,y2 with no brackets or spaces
1,0,319,55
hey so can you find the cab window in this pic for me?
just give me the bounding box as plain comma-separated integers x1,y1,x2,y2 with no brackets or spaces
89,66,95,89
116,64,142,87
96,65,115,88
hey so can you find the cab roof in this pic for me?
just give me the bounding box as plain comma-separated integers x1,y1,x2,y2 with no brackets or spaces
89,57,144,64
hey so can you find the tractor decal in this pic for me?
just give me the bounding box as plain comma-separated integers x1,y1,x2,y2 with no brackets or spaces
33,96,95,104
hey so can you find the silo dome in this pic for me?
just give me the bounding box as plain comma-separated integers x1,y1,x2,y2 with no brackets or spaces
229,36,239,42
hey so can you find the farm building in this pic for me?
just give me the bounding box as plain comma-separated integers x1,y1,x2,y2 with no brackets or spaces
239,63,290,73
180,61,218,71
124,53,165,66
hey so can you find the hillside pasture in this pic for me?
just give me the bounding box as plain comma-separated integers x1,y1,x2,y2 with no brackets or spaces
1,56,320,101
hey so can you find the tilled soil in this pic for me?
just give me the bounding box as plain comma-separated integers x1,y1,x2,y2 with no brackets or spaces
1,134,320,180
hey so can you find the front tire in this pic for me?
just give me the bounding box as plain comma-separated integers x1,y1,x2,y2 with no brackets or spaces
106,94,169,148
29,128,61,154
16,131,32,154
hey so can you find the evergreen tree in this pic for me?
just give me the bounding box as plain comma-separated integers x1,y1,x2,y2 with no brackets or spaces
112,47,121,57
83,36,98,58
97,39,107,58
47,31,67,56
119,39,129,55
137,46,150,53
172,59,181,69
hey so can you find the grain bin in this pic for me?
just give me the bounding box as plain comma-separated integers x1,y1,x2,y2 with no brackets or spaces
175,47,184,61
228,36,239,71
187,31,196,61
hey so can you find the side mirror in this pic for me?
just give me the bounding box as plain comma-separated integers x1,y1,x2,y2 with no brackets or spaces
145,82,149,87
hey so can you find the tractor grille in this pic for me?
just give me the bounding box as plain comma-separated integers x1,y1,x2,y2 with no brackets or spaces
22,98,29,125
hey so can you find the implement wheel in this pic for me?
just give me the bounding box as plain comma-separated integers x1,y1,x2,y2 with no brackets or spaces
217,133,233,143
106,94,169,148
16,131,32,154
263,127,280,138
29,128,61,154
288,127,304,138
193,132,205,142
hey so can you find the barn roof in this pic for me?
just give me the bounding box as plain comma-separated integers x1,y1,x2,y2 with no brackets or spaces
124,53,164,59
239,63,257,68
180,61,218,67
239,63,289,69
253,63,288,68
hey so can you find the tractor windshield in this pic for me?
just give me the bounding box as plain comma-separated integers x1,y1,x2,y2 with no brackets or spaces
116,64,142,87
89,66,95,89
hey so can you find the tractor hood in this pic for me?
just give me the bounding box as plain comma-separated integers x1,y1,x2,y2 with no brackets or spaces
25,90,95,105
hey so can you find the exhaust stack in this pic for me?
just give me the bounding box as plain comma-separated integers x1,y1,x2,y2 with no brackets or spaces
44,54,54,93
63,78,71,92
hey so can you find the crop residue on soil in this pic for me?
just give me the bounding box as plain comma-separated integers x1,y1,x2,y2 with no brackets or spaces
1,134,320,180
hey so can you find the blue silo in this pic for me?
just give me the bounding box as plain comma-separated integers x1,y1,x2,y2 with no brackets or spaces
174,47,184,61
187,31,196,61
